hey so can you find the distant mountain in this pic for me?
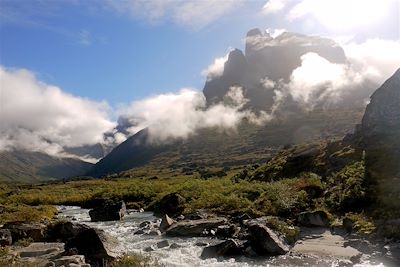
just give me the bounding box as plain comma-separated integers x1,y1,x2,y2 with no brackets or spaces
88,109,363,177
0,150,93,183
204,29,374,111
88,29,374,177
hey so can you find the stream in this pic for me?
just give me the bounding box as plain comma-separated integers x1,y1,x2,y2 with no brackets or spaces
57,206,387,267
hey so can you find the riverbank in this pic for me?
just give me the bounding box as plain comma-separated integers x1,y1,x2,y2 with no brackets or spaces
3,206,397,267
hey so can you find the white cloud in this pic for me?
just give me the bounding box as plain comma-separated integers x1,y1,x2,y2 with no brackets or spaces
117,86,271,143
201,50,231,80
284,53,366,107
262,0,396,34
105,0,243,29
342,39,400,85
265,28,286,38
262,0,290,15
260,77,276,89
0,66,115,159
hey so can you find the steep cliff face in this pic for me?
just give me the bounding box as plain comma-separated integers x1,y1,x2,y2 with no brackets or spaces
360,68,400,213
203,49,248,105
203,29,351,110
362,69,400,136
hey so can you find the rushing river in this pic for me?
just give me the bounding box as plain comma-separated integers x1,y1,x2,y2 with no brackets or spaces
57,206,386,267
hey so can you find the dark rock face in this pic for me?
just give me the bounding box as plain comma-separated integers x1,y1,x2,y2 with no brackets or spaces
203,29,353,111
154,193,186,217
65,227,123,264
3,222,47,243
247,223,289,256
0,229,12,246
165,217,228,237
46,221,90,242
203,49,248,105
359,68,400,213
201,239,242,259
298,210,330,227
89,200,126,222
362,69,400,136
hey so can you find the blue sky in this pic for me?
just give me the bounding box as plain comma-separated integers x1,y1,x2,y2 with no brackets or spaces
1,0,397,105
0,0,271,104
1,0,399,158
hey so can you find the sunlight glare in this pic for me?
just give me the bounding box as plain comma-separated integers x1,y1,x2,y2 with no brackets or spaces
289,0,393,32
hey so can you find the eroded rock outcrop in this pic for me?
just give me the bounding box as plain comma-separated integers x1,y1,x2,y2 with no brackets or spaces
358,68,400,214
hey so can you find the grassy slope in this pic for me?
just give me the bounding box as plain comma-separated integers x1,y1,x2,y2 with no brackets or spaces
0,150,93,183
90,108,363,177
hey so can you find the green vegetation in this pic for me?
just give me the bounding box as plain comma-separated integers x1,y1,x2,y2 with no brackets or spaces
326,161,368,212
112,254,164,267
1,135,397,240
343,212,376,236
1,172,317,220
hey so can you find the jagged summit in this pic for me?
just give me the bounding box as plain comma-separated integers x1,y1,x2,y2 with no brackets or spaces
246,28,263,37
362,68,400,135
204,29,350,109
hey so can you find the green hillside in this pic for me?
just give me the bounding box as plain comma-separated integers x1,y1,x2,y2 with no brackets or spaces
89,108,364,177
0,150,93,183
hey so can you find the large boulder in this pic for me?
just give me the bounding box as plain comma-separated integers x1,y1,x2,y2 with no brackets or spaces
154,193,186,217
165,217,228,237
247,223,289,256
65,227,123,265
298,210,330,227
89,200,126,222
201,239,242,259
46,221,90,242
0,229,12,246
3,222,47,243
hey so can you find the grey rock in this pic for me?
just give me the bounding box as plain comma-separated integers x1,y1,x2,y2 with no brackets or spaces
201,239,242,259
156,240,169,249
144,246,156,252
53,255,85,267
148,230,161,236
159,214,175,232
195,242,208,247
16,242,64,258
169,243,181,249
154,193,186,217
247,223,289,255
166,217,228,237
133,229,145,235
46,221,90,242
65,227,123,265
298,210,330,227
139,221,151,228
89,200,126,222
3,221,47,243
215,224,239,238
0,229,12,246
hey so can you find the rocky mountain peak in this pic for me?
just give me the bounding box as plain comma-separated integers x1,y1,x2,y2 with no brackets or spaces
246,28,263,37
204,29,350,110
361,68,400,136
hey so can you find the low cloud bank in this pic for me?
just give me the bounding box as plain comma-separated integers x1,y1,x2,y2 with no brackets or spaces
1,34,398,160
0,66,116,160
117,86,271,143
